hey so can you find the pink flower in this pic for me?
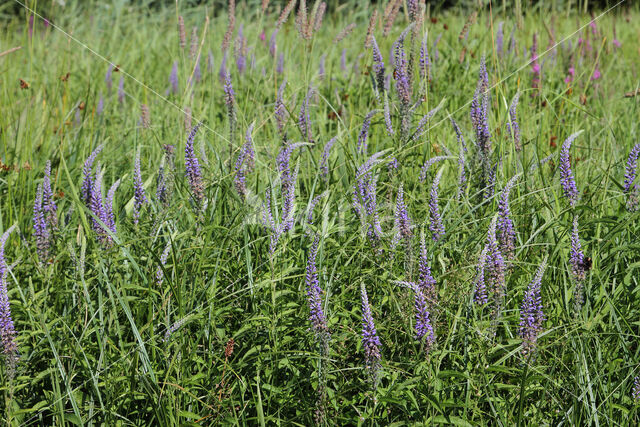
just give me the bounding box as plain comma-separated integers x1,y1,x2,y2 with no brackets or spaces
613,39,621,48
259,30,266,42
591,68,601,80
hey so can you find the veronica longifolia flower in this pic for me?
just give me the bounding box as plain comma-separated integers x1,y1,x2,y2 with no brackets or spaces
299,86,314,143
624,143,640,211
305,236,330,351
353,152,385,246
234,124,256,199
428,169,445,241
497,175,519,260
361,284,381,385
570,215,587,312
559,132,581,208
133,150,148,224
519,258,546,360
319,137,336,178
81,145,104,204
0,225,19,377
391,183,412,254
506,92,522,151
358,111,376,154
185,123,205,208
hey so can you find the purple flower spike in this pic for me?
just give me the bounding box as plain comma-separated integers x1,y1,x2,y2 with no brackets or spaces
185,123,205,208
484,217,506,331
412,283,435,351
319,137,336,178
275,79,288,141
417,237,437,306
419,34,430,81
496,22,504,57
360,284,381,385
156,241,172,285
305,236,330,350
33,162,57,262
353,152,385,246
519,258,547,360
474,246,489,305
277,52,285,74
570,215,586,311
624,143,640,211
81,145,104,204
299,86,314,143
223,72,236,141
133,151,148,225
633,376,640,400
428,169,445,242
497,175,519,260
419,156,449,182
506,92,522,151
169,61,179,94
33,183,50,262
391,184,412,254
0,225,19,378
559,132,581,208
358,111,376,154
371,36,386,95
623,143,640,193
234,124,256,199
531,33,540,93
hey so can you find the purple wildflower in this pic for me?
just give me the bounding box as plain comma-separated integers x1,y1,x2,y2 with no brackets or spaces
234,124,256,199
570,215,586,311
388,157,399,174
474,246,489,305
185,123,204,208
633,376,640,400
319,137,336,178
277,52,285,74
156,241,172,285
299,86,314,143
81,145,104,204
428,169,445,241
507,92,522,151
519,258,547,360
0,225,19,377
450,118,467,199
470,56,491,158
277,143,304,233
318,55,326,79
623,143,640,193
358,111,376,154
419,34,430,81
496,22,504,57
419,156,449,182
371,36,386,95
224,72,236,141
412,283,435,351
169,61,179,94
383,94,394,136
33,184,50,263
411,104,443,143
360,284,381,385
559,132,580,208
417,237,437,306
353,152,385,246
497,175,518,260
391,184,412,253
305,236,330,348
218,52,228,84
340,48,347,75
156,145,176,207
133,151,148,224
305,194,326,228
484,217,506,331
275,79,288,141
